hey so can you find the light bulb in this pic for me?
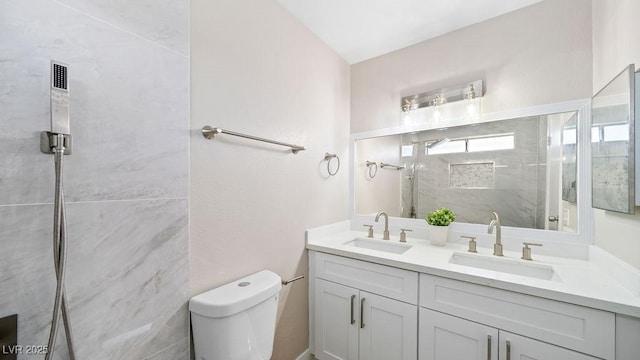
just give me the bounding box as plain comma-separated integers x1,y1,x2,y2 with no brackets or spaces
464,84,480,120
467,102,477,116
402,111,412,126
430,93,446,122
433,108,441,122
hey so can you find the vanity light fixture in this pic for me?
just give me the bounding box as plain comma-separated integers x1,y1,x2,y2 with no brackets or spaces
464,83,481,118
401,98,417,113
400,80,484,122
431,93,447,122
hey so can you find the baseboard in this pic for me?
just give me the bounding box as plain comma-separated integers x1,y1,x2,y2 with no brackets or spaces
295,348,313,360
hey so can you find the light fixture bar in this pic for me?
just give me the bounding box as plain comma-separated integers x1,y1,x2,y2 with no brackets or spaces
401,80,484,112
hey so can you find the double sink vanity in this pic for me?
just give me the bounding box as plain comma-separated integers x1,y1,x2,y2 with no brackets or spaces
308,70,640,359
306,218,640,360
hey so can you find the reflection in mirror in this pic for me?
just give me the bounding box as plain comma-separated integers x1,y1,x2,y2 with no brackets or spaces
562,115,577,205
355,135,404,217
354,111,579,232
591,65,635,214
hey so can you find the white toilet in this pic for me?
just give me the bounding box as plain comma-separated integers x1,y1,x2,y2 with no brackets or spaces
189,270,282,360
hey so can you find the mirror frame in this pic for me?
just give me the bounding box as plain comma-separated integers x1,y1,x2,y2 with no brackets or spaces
349,99,594,245
590,64,636,214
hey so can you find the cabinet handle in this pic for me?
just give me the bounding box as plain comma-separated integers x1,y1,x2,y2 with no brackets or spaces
506,340,511,360
350,295,356,325
360,297,366,329
487,335,491,360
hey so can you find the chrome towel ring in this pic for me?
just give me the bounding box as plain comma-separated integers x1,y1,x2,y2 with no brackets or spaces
324,153,340,176
365,161,378,178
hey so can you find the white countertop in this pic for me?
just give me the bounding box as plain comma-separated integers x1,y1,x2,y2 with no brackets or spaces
306,222,640,318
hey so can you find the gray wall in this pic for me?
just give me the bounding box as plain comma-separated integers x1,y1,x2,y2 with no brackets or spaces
0,0,189,359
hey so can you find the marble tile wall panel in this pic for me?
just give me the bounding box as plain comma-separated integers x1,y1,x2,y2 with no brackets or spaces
144,339,189,360
54,0,188,56
0,199,189,360
410,117,543,228
0,0,188,205
592,156,629,211
591,128,630,212
415,167,438,220
0,0,189,359
437,189,538,227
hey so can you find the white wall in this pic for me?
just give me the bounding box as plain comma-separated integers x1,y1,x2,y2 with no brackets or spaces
354,135,404,217
189,0,350,358
592,0,640,269
351,0,592,133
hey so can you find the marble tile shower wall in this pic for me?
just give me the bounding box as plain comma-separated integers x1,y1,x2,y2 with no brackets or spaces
0,0,189,359
405,117,547,228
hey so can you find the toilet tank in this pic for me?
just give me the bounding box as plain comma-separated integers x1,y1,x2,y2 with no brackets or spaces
189,270,282,360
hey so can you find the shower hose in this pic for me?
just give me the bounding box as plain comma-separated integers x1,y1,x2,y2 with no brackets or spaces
45,134,76,360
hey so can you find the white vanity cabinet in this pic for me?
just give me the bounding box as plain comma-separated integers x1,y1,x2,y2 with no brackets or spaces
315,279,417,360
498,331,599,360
419,308,498,360
419,274,615,360
419,308,599,360
309,250,621,360
313,279,358,360
310,252,418,360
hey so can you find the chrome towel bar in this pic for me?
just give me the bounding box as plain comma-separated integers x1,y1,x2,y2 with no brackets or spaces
380,162,405,170
201,125,306,154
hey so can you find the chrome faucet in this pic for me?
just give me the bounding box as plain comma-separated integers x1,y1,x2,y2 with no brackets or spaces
375,211,390,240
488,212,503,256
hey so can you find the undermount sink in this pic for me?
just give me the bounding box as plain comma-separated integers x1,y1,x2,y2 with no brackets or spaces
449,252,559,281
344,238,412,255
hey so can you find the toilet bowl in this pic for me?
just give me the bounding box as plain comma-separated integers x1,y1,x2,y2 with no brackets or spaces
189,270,282,360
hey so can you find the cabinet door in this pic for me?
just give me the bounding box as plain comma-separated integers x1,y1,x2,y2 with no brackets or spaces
359,292,418,360
314,279,359,360
498,331,600,360
419,308,499,360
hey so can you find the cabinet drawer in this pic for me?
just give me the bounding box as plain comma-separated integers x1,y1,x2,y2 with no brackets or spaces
419,274,614,359
314,252,418,304
500,331,600,360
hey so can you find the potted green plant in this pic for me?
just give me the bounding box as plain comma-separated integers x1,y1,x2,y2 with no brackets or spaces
426,208,455,245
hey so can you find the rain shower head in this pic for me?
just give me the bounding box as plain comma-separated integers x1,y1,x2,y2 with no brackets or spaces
426,138,450,149
50,60,70,135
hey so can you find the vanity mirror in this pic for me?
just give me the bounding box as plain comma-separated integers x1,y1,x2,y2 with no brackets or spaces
590,64,640,214
353,103,589,234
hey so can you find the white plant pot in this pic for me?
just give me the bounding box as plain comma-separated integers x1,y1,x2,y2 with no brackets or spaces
428,224,449,246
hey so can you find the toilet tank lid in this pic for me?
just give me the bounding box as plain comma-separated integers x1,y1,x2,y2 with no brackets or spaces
189,270,282,318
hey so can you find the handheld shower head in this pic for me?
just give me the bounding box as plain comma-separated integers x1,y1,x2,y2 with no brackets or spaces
41,60,72,155
50,60,70,135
